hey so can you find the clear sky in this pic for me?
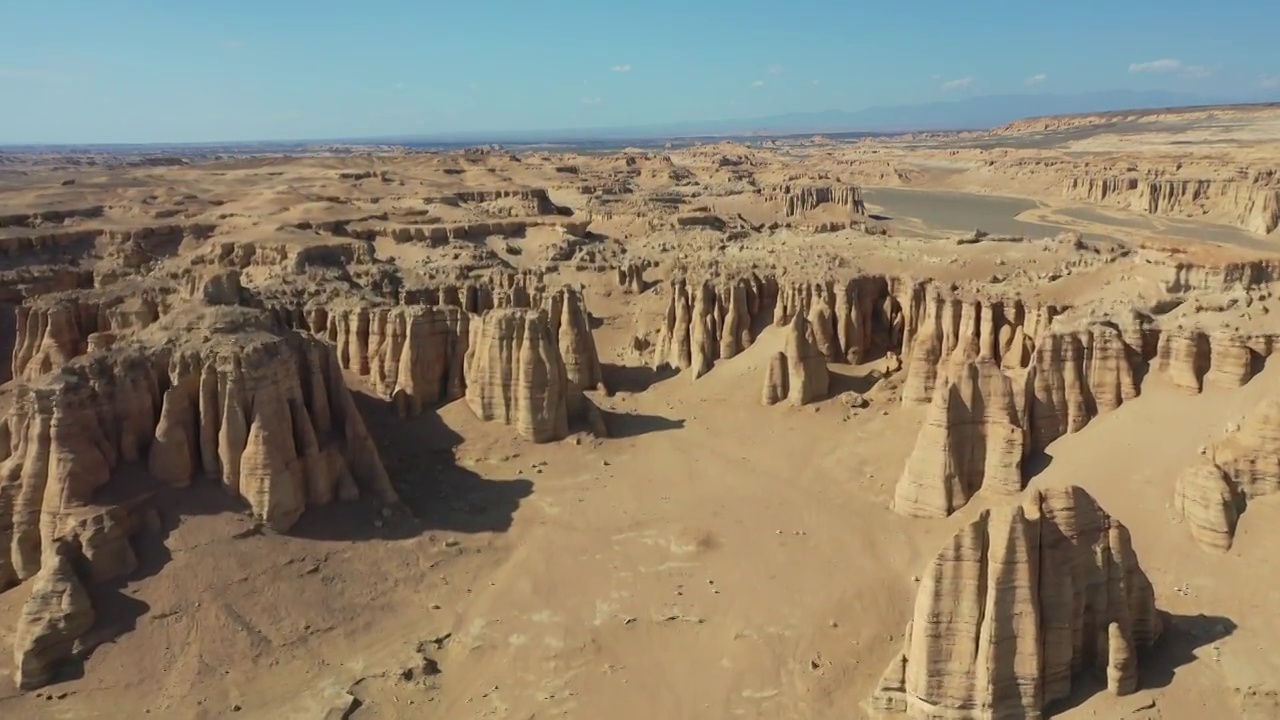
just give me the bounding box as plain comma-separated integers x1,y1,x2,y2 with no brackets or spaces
2,0,1277,144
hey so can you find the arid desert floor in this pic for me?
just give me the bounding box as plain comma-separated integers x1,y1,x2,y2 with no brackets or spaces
0,103,1279,720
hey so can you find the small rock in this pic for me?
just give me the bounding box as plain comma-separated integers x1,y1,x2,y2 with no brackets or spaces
444,538,461,548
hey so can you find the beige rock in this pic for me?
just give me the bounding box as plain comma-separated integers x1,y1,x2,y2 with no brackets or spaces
1156,328,1210,394
894,359,1025,518
465,308,570,443
783,312,828,405
12,545,95,690
761,352,789,406
1174,460,1240,553
873,486,1161,719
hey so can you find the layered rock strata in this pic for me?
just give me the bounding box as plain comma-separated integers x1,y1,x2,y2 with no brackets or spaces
1064,172,1280,236
894,358,1026,517
0,306,397,688
873,486,1162,719
761,312,829,406
464,308,571,443
1175,395,1280,552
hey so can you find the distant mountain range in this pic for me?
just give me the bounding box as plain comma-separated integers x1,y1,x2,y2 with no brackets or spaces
374,89,1278,145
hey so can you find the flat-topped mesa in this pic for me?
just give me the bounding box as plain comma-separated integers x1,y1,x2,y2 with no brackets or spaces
763,182,866,217
452,188,568,216
464,307,571,442
873,486,1162,719
1175,395,1280,552
761,311,829,406
1064,172,1280,235
893,357,1026,518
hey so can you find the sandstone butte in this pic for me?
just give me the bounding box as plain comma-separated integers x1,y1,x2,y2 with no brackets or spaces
1175,394,1280,552
0,268,611,688
0,104,1278,718
872,486,1163,720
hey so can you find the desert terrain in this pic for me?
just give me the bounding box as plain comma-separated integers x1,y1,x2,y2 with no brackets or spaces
0,102,1278,720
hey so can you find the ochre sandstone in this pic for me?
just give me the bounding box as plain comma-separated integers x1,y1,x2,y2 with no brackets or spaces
874,486,1162,719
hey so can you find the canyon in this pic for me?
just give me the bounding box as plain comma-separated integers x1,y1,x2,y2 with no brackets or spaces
0,102,1278,720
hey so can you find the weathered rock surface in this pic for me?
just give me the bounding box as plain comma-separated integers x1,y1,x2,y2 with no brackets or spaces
873,486,1162,719
894,358,1025,517
0,306,397,592
780,312,829,405
1176,396,1280,551
11,545,95,690
464,308,571,442
1174,460,1240,553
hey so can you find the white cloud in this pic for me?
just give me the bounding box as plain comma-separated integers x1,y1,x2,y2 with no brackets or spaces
223,40,245,50
392,81,405,92
1260,75,1280,89
767,64,784,76
941,76,973,90
809,79,821,86
581,96,603,105
1128,58,1213,79
610,64,632,73
1129,58,1183,74
1025,73,1048,86
751,80,765,87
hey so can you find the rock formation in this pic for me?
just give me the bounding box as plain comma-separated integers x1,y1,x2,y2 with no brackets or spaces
761,311,829,406
547,287,606,414
0,306,397,591
1175,395,1280,551
0,303,399,689
615,263,647,294
1064,171,1280,236
464,308,571,443
11,544,96,690
314,304,471,416
894,358,1026,517
873,486,1162,719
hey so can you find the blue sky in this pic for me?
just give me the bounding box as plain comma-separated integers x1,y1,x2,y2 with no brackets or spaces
2,0,1277,143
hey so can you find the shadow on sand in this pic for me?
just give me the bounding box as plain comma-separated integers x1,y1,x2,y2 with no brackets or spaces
1045,612,1236,717
602,362,677,393
289,392,533,541
601,409,685,438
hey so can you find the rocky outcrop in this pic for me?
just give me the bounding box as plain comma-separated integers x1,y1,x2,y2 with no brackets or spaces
0,305,396,688
547,288,606,415
874,486,1162,719
1176,396,1280,551
464,308,570,443
1064,173,1280,236
1174,460,1241,553
11,544,95,690
761,312,829,406
764,182,866,217
310,305,471,416
894,358,1025,517
653,274,774,375
0,307,397,592
615,263,647,294
12,288,164,381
